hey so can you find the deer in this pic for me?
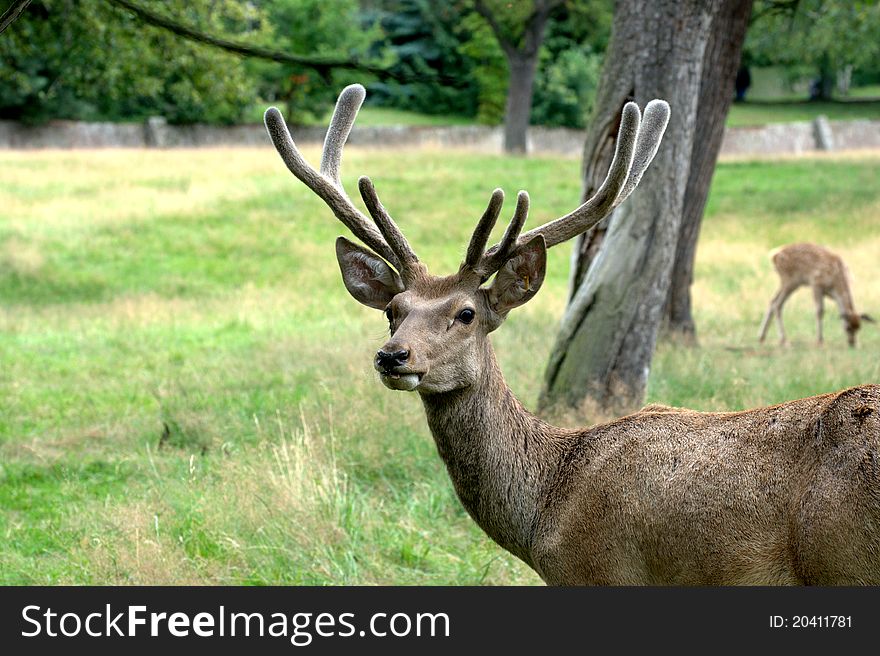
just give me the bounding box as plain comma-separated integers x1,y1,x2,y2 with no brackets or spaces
758,242,874,347
263,84,880,585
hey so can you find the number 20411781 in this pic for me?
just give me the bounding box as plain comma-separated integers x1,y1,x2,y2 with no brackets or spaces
770,616,852,628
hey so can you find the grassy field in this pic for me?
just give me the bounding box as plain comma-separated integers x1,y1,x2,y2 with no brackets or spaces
726,99,880,127
1,146,879,585
357,99,880,128
248,96,880,129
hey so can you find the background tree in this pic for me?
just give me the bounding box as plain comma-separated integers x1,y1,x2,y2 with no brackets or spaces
1,0,616,128
364,0,481,119
664,0,753,340
366,0,611,128
540,0,751,417
473,0,564,153
746,0,880,100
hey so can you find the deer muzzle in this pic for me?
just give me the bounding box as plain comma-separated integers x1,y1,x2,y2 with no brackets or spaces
375,349,423,391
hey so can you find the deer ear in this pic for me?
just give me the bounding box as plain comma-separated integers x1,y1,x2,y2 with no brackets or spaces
487,235,546,316
335,236,404,309
861,313,875,324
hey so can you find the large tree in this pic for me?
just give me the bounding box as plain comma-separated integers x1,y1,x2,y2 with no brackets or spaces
540,0,752,417
665,0,752,340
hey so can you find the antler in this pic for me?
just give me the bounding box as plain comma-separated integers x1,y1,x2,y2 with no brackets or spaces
264,84,418,274
468,99,670,277
358,176,420,277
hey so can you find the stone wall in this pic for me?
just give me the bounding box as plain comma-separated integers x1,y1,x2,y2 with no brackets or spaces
1,115,878,158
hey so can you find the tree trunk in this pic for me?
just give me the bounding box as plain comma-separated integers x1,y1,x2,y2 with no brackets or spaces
474,0,559,154
503,52,540,154
664,0,752,342
539,0,718,418
816,53,835,101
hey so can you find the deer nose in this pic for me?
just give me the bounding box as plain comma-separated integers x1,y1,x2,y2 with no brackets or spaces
376,349,409,371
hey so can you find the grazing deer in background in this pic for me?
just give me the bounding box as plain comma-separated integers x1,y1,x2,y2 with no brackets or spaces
264,85,880,585
758,242,874,347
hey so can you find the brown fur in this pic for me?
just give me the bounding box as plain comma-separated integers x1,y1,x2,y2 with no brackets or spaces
361,268,880,585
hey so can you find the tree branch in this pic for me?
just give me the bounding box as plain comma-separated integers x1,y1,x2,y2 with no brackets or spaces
0,0,32,35
750,0,800,24
522,1,562,57
103,0,439,84
473,0,517,57
474,0,565,57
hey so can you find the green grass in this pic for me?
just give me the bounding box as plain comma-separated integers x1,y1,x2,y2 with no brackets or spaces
355,100,880,129
847,85,880,99
350,106,476,127
348,101,880,129
726,99,880,127
2,147,880,584
249,94,880,131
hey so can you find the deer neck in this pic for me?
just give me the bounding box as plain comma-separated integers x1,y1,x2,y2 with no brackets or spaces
417,340,562,566
831,284,857,317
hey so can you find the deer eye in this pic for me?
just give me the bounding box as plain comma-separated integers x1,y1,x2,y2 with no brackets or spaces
457,308,475,325
385,307,394,331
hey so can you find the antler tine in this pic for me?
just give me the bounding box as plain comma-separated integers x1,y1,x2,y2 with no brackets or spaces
464,189,505,269
611,99,671,210
479,190,530,275
320,84,365,185
358,176,419,272
513,102,641,250
511,100,669,251
264,87,402,270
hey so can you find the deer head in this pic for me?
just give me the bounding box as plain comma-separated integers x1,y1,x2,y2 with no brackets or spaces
264,85,669,394
843,312,875,347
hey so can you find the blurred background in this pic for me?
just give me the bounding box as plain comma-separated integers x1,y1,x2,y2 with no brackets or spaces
1,0,879,585
2,0,879,132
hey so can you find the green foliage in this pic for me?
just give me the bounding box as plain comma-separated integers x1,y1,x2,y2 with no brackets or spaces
529,0,608,127
0,0,614,127
531,45,601,128
0,0,267,124
365,0,612,127
255,0,384,125
0,0,381,125
364,0,479,118
746,0,880,96
471,0,535,46
457,10,508,124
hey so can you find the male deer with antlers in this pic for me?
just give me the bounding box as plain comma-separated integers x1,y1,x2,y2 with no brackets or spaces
264,85,880,585
758,242,874,347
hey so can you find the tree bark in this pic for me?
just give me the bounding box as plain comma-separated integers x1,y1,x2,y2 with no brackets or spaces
504,51,541,154
815,53,835,101
664,0,752,342
539,0,718,418
0,0,31,35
